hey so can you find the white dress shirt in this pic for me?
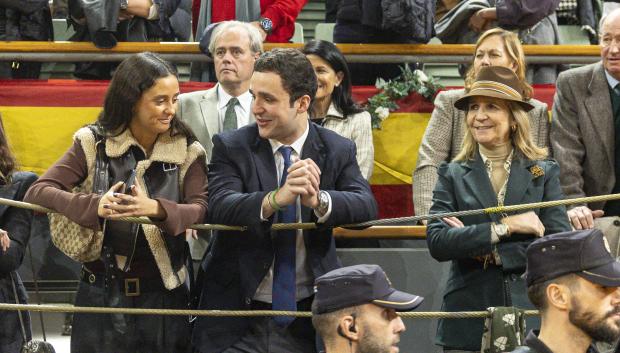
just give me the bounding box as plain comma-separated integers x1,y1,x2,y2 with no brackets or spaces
254,121,332,303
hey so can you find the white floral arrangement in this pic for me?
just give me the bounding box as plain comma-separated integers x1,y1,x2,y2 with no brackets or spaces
366,66,442,129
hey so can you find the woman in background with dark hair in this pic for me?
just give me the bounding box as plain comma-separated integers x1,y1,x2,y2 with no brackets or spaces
0,114,38,352
302,39,374,180
25,52,208,353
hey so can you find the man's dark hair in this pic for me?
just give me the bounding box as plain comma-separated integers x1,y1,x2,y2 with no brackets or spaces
527,273,580,310
254,48,318,106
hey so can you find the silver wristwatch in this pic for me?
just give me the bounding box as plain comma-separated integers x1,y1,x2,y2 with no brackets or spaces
493,222,510,239
315,190,329,216
258,17,273,35
120,0,129,10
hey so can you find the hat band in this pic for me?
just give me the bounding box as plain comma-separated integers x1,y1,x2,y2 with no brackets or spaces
469,80,522,100
582,270,620,281
373,296,421,306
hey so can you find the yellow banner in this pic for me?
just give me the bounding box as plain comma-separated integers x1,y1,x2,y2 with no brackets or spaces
2,107,100,175
1,106,431,181
370,112,430,185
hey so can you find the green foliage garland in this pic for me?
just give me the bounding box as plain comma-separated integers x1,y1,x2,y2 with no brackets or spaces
366,65,443,129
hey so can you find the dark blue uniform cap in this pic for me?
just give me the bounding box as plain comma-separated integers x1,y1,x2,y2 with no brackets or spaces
312,264,424,315
525,229,620,287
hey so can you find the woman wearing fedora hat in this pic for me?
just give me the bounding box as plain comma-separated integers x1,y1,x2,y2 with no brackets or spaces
414,28,551,220
426,66,571,352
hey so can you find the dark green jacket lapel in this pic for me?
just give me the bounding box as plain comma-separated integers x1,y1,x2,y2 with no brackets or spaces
462,152,497,212
504,156,536,208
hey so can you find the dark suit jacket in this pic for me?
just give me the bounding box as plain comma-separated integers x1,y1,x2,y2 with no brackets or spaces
426,152,571,351
192,122,378,353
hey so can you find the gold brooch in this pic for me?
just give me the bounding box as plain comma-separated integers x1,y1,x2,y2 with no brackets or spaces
529,165,544,178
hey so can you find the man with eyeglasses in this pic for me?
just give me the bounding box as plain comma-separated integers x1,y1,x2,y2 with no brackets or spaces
551,9,620,252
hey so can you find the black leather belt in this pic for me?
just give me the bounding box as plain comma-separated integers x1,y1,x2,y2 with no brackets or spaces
80,267,165,296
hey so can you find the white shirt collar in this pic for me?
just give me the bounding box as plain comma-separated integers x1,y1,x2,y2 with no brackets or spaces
216,84,253,114
268,120,310,157
605,69,620,90
325,102,344,119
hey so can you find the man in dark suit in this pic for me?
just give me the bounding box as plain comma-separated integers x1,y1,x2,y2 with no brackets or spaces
192,48,378,353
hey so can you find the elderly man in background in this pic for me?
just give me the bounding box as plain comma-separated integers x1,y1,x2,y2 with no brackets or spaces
552,8,620,257
177,21,262,261
190,0,306,81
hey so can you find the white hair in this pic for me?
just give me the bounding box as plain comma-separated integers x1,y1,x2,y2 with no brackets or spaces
208,21,264,55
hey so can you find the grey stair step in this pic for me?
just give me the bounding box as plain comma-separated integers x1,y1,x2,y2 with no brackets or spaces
297,12,325,21
437,77,465,86
52,19,75,41
424,63,461,77
302,2,325,10
558,25,590,45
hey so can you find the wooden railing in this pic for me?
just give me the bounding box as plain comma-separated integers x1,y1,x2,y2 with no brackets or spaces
0,41,602,64
0,41,601,55
333,226,427,239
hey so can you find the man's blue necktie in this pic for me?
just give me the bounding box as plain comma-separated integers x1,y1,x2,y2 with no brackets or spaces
272,145,297,326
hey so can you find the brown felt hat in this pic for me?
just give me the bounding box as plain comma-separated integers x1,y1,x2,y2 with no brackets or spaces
454,66,535,112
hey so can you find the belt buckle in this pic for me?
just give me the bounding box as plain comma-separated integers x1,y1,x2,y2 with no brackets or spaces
162,163,177,172
124,278,140,297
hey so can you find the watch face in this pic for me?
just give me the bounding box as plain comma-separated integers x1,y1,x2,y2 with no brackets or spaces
260,18,273,32
319,191,329,209
497,223,508,237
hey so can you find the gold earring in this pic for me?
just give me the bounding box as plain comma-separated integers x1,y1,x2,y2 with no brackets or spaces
511,125,517,132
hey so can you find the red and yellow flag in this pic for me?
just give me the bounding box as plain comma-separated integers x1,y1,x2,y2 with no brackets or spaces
0,80,556,218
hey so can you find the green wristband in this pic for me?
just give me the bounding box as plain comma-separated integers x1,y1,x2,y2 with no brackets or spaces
269,189,283,211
